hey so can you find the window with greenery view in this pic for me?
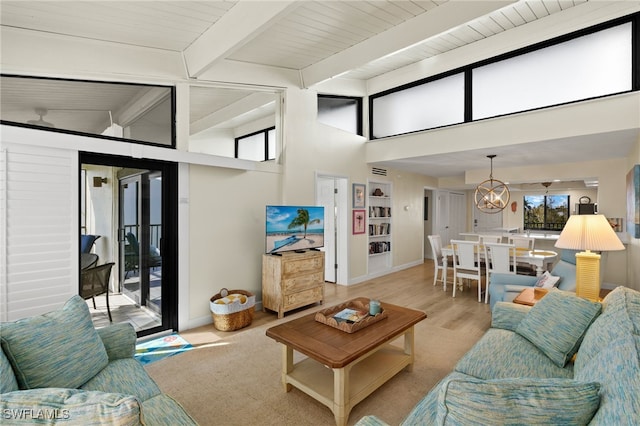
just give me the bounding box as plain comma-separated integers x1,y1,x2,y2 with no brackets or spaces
523,195,570,231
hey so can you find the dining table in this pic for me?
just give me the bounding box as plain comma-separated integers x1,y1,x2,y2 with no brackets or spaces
440,244,558,286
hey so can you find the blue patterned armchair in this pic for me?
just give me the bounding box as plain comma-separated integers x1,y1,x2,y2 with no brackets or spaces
487,248,579,310
0,295,197,425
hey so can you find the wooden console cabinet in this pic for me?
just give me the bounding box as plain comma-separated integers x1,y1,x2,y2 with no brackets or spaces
262,250,325,319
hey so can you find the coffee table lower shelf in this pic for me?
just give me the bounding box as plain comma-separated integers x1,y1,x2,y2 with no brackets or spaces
281,332,414,426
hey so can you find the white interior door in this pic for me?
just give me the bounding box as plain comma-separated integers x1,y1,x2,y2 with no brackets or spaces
436,190,451,245
435,190,466,246
473,208,503,232
316,175,348,284
449,192,467,239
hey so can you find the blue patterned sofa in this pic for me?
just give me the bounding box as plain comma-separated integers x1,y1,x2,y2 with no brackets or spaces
488,248,578,311
356,286,640,425
0,295,197,425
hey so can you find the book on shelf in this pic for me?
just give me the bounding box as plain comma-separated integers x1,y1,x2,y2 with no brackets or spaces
369,206,391,218
332,308,369,323
369,222,391,236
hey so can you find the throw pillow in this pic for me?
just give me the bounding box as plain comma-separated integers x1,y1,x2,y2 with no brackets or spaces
0,347,19,393
437,377,600,425
534,271,561,289
0,388,142,425
515,289,602,367
0,295,109,389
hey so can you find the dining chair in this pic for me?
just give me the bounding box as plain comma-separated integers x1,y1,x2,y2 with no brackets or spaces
427,235,453,291
479,234,502,244
483,243,517,304
80,262,115,322
451,240,484,302
508,235,537,275
508,235,535,250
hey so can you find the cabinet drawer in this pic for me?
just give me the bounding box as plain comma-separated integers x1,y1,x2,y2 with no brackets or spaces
283,271,324,293
284,287,323,310
283,256,323,275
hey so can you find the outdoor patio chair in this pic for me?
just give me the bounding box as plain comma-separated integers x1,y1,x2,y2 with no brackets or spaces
80,262,115,322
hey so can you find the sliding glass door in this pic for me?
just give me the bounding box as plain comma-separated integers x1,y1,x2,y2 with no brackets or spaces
81,153,177,337
120,169,164,316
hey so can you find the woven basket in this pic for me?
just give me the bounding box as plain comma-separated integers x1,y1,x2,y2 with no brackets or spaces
209,288,255,331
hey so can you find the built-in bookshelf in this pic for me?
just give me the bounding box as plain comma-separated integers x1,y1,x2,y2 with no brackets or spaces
368,180,392,276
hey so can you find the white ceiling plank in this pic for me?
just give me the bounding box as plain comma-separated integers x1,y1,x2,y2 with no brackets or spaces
543,0,563,14
183,0,301,78
500,7,527,27
469,18,503,38
512,2,539,23
490,11,518,30
527,0,552,19
302,2,390,36
300,1,515,88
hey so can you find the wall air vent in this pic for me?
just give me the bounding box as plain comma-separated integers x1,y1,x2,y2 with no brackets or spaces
371,167,387,176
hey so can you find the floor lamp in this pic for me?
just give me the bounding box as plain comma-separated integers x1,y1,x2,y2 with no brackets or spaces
555,215,625,301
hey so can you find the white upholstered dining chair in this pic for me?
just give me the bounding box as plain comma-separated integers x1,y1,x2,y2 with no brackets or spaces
508,235,537,275
508,235,535,250
451,240,484,302
427,235,452,291
479,234,502,244
483,243,517,304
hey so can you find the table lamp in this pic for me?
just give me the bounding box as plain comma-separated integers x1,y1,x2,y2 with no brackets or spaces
555,214,625,301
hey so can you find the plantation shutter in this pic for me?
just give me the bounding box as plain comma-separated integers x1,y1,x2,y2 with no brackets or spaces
1,143,78,321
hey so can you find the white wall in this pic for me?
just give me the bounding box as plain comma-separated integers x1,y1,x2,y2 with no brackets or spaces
187,164,281,323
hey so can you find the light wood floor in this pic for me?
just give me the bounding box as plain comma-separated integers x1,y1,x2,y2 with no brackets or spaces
183,259,492,345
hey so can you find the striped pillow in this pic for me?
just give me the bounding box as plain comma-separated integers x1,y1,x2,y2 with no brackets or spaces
0,295,108,389
437,377,600,425
516,289,601,367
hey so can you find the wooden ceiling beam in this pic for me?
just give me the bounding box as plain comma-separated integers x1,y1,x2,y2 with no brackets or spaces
184,0,301,78
299,1,514,88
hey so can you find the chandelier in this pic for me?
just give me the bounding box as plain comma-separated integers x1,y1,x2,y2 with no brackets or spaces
474,155,510,214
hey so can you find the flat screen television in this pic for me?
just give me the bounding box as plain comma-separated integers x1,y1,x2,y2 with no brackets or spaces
266,205,325,254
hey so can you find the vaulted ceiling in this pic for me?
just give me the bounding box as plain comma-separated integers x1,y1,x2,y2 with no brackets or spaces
1,0,639,185
1,1,589,84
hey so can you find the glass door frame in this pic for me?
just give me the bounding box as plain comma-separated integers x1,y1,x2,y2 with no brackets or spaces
80,152,178,337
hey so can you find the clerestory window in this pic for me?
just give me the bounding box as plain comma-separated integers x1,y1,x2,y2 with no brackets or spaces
235,127,275,161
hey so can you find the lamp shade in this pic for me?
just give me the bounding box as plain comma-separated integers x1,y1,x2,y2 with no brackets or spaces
555,214,624,252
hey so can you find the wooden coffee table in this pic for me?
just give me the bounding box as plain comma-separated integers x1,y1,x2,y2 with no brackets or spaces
266,300,426,426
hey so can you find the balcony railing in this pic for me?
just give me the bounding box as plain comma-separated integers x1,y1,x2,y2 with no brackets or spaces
524,222,565,231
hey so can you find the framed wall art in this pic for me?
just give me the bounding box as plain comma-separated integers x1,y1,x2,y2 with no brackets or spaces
627,164,640,238
607,217,623,233
353,183,365,208
353,209,366,234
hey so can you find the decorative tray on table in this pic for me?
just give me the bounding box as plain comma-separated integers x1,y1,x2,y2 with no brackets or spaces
314,297,388,333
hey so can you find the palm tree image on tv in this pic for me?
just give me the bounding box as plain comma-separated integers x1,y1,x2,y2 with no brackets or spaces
288,208,320,238
266,205,325,253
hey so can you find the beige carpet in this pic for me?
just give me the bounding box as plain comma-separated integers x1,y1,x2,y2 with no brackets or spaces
145,305,485,425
